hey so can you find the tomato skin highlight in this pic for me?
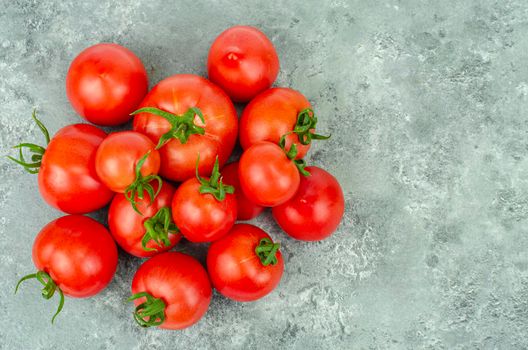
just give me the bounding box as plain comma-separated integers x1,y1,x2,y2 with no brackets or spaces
239,142,300,207
207,224,284,302
95,131,160,193
108,181,180,257
221,161,264,220
38,124,114,214
133,74,237,182
131,252,212,330
273,166,345,241
32,215,118,298
207,26,279,102
66,43,148,126
171,178,237,243
240,87,312,159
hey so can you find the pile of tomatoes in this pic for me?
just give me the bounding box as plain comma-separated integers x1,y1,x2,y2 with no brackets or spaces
11,26,345,330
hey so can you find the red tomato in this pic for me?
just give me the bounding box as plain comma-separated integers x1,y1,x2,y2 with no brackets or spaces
207,224,284,302
95,131,160,193
240,87,328,159
221,161,264,220
8,112,113,214
15,215,118,322
130,252,212,330
171,159,236,242
239,142,301,207
66,43,148,126
108,181,181,257
132,74,237,182
207,26,279,102
273,166,345,241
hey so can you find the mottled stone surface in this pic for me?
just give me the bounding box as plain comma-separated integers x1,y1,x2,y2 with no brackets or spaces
1,0,528,349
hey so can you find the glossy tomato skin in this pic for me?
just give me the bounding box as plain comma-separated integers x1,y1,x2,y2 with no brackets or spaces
32,215,118,298
108,181,180,257
39,124,114,214
240,87,312,159
66,43,148,126
221,161,264,220
273,167,345,241
207,26,279,102
207,224,284,302
133,74,237,182
239,142,300,207
95,131,160,193
171,178,236,243
131,252,212,330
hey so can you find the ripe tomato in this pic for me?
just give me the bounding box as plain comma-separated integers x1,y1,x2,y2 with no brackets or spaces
240,88,328,159
273,166,345,241
8,112,113,214
221,161,264,220
132,74,237,182
129,252,212,330
15,215,118,323
207,224,284,302
239,141,302,207
207,26,279,102
66,43,148,126
171,158,236,242
108,181,181,257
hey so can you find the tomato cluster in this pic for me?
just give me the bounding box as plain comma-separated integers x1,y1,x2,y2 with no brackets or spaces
10,25,344,330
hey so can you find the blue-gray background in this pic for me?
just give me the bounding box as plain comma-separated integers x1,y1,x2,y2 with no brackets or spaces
1,0,527,349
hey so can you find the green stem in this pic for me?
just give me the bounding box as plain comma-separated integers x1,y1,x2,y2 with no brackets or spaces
278,134,311,176
124,151,163,215
293,108,330,145
255,238,281,266
141,207,180,252
195,155,234,201
127,292,166,327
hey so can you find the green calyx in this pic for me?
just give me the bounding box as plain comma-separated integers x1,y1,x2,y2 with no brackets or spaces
124,151,163,215
255,238,281,266
15,270,65,324
293,108,330,145
141,206,179,252
131,107,206,149
279,134,311,177
195,155,234,201
7,109,50,174
128,292,166,328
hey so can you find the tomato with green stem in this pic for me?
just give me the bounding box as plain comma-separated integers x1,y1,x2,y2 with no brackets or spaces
221,161,264,220
108,181,181,258
129,252,212,330
171,156,236,242
207,224,284,302
15,215,118,323
7,111,114,214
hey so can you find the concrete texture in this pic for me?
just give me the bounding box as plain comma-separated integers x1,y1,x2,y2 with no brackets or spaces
1,0,527,349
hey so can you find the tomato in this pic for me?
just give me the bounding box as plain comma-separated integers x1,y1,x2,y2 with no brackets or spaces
239,141,302,207
132,74,237,182
129,252,212,330
15,215,118,323
221,161,264,220
66,43,148,126
108,181,181,257
273,166,344,241
240,87,328,159
207,224,284,302
207,26,279,102
171,158,236,242
8,112,113,214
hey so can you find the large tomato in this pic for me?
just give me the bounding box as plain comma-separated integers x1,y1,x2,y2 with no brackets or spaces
129,252,212,330
132,74,237,182
108,181,181,257
207,26,279,102
8,112,113,214
221,161,264,220
273,166,344,241
207,224,284,302
240,87,328,159
66,43,148,126
171,158,236,242
15,215,118,323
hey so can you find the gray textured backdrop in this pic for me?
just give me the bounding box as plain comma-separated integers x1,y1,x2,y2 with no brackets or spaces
1,0,527,349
